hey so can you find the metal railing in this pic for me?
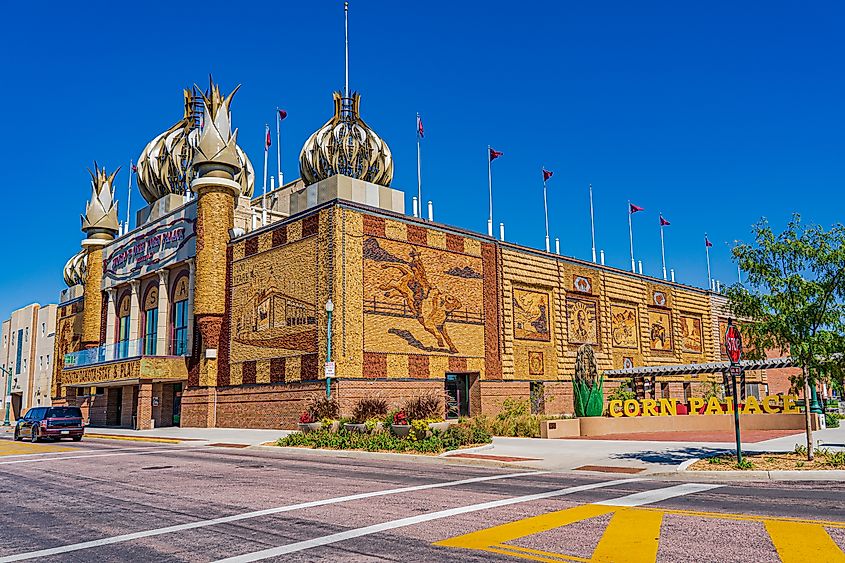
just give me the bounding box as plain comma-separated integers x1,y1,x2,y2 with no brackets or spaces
64,338,144,369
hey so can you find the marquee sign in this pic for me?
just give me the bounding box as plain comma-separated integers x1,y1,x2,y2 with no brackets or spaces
103,203,196,288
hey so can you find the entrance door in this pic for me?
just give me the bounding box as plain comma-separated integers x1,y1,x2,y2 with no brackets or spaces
172,383,182,427
445,374,470,419
107,387,123,426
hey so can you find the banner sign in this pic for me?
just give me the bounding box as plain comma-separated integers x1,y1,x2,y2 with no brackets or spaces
103,202,196,287
608,395,800,417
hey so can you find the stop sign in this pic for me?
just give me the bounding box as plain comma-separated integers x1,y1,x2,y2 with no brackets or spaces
725,323,743,364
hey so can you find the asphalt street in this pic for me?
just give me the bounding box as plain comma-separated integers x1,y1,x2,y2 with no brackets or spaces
0,438,843,562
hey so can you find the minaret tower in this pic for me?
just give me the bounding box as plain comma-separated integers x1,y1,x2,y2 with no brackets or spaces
189,79,243,387
79,164,120,349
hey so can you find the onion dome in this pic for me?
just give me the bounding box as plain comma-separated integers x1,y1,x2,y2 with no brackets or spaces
81,163,120,239
299,92,393,187
137,87,254,203
63,249,87,287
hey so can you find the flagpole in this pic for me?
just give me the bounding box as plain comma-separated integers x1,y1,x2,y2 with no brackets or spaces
628,201,635,273
416,113,422,219
487,146,493,237
660,214,667,280
276,109,282,186
543,171,550,252
125,158,132,234
262,124,269,198
705,234,712,290
589,183,596,263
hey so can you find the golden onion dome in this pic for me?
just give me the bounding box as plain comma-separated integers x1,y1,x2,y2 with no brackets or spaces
299,92,393,187
63,249,87,287
137,88,255,204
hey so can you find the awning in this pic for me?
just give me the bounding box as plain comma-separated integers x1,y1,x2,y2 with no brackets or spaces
604,357,794,378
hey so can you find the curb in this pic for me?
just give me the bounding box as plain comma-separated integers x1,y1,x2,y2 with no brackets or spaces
670,456,845,481
255,444,540,470
84,434,184,444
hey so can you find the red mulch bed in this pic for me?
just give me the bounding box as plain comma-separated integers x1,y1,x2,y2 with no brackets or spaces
568,429,803,443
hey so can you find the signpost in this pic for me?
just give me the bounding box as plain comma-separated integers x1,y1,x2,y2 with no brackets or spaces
725,319,743,463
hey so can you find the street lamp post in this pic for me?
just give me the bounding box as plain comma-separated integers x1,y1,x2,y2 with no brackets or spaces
325,299,334,399
2,365,13,426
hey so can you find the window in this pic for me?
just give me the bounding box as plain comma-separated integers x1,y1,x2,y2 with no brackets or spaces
75,387,86,397
22,359,26,371
14,329,22,374
142,285,159,355
46,355,50,367
661,382,670,399
171,275,190,355
95,387,105,395
41,322,45,336
117,294,131,359
683,382,692,402
24,327,28,342
39,356,43,370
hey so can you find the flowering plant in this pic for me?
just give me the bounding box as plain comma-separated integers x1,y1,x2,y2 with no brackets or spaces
391,410,409,426
299,411,315,424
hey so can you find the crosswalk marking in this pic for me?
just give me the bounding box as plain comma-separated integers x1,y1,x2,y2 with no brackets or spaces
765,520,845,563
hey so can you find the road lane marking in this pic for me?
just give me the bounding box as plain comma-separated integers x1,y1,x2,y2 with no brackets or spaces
0,442,75,457
0,446,214,465
438,489,845,563
765,520,845,563
0,445,175,459
0,470,549,562
212,478,643,563
594,483,720,507
590,506,662,563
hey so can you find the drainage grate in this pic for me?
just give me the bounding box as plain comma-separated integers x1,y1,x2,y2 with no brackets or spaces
141,466,174,471
208,443,250,448
574,465,645,474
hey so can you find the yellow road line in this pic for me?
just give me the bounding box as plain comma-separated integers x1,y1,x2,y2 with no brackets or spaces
591,508,662,563
84,434,181,444
0,442,75,456
435,504,615,551
639,506,845,529
488,544,589,562
765,520,845,563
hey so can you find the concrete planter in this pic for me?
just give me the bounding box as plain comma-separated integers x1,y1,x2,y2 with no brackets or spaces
344,423,368,433
298,422,322,433
427,421,451,433
391,424,411,438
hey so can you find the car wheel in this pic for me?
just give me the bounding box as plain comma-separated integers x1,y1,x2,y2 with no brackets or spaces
72,436,82,442
30,428,39,443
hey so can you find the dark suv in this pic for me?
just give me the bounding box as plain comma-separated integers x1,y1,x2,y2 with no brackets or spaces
14,406,85,443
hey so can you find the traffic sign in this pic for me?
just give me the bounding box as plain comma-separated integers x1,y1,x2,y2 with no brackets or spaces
725,323,743,364
729,365,742,377
324,362,335,378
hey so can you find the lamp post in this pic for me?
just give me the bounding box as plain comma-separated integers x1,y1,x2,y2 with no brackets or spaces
1,365,13,426
325,299,334,399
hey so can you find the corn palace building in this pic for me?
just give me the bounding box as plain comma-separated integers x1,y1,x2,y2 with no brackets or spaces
52,81,771,430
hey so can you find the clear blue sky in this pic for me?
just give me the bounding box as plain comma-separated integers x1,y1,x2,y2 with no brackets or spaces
1,1,842,319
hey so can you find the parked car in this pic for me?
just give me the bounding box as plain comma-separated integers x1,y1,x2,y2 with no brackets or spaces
13,406,84,443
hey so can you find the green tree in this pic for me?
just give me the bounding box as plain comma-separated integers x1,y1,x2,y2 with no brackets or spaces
726,215,845,460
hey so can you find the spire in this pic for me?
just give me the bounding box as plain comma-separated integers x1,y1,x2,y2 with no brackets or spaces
344,1,349,99
81,162,120,240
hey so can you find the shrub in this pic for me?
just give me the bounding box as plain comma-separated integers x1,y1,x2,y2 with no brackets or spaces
351,397,389,423
607,379,637,403
389,409,408,426
299,411,315,424
735,458,754,470
307,395,339,421
825,412,841,428
403,392,443,421
818,448,845,468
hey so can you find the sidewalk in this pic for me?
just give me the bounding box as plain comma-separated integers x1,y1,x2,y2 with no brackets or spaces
83,426,293,446
442,425,845,475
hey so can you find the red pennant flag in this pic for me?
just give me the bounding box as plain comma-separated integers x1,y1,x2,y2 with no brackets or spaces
489,147,503,161
131,164,138,173
417,114,424,139
265,125,272,150
660,215,670,226
278,109,288,121
542,169,553,182
705,235,713,248
629,203,644,214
